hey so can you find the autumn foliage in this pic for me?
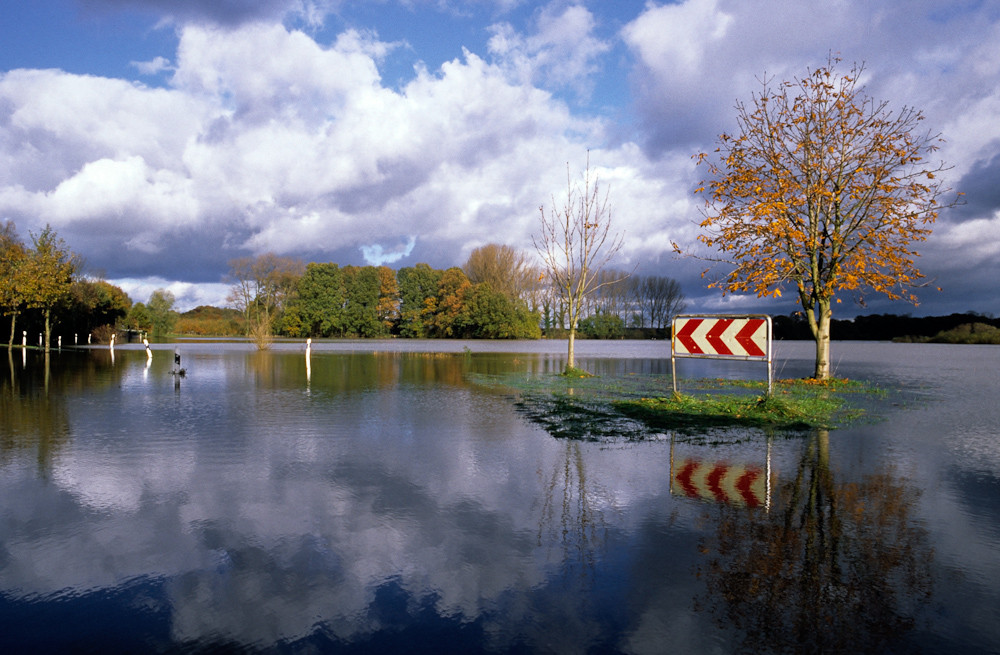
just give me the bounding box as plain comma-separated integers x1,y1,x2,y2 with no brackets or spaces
696,57,957,378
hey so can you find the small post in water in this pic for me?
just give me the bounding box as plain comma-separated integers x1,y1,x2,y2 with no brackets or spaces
306,338,312,382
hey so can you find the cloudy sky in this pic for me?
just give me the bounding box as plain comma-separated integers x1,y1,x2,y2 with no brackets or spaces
1,0,998,316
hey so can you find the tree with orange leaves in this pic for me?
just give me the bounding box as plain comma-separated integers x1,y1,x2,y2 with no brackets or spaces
695,57,958,378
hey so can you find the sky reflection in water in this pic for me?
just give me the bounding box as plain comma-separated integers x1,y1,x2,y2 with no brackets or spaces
1,341,998,653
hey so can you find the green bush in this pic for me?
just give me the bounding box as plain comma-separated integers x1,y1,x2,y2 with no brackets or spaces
578,312,625,339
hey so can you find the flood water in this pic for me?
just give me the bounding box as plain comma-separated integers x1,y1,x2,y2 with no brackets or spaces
1,339,998,654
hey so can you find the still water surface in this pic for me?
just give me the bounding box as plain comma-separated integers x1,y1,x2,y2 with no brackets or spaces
1,340,998,653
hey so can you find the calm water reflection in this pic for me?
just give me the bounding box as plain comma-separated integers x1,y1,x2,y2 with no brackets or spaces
1,341,998,653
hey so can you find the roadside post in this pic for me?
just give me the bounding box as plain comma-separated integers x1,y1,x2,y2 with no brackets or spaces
671,314,773,395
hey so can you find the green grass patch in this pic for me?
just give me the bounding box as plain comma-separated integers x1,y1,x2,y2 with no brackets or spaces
472,372,876,441
615,390,845,433
560,365,596,378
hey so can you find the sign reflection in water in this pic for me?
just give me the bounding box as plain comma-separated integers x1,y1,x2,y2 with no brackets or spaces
0,341,998,654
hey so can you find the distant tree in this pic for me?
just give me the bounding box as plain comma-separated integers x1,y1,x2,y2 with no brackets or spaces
0,221,27,348
520,264,549,319
457,283,541,339
20,225,77,351
147,289,177,336
396,263,442,338
432,267,472,337
463,243,536,302
125,302,152,333
929,322,1000,345
227,253,304,348
534,155,624,372
341,266,385,338
375,265,400,332
174,305,244,336
286,262,346,337
695,57,958,378
589,268,631,322
635,275,686,329
579,311,625,339
68,279,131,338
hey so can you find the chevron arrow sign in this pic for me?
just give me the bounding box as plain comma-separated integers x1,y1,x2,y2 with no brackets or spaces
672,316,768,358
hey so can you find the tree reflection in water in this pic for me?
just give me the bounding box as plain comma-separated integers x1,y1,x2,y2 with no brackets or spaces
1,349,72,475
698,429,933,654
537,440,608,583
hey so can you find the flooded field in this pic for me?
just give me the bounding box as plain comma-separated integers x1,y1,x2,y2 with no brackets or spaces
1,339,998,653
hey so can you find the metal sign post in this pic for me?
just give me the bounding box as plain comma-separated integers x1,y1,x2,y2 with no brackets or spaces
671,314,773,395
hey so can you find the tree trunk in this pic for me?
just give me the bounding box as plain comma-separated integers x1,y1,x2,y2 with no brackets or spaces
43,307,51,352
813,299,832,379
566,326,576,371
7,313,15,349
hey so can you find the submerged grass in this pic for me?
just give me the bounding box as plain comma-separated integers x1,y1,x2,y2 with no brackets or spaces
472,371,876,441
615,389,845,432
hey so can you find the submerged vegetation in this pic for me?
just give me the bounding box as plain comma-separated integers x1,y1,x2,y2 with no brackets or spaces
616,386,850,433
475,372,874,441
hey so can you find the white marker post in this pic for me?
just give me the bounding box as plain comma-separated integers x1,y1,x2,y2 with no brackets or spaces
306,338,312,382
172,347,184,385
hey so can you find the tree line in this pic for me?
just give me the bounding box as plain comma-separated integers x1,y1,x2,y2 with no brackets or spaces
773,312,1000,342
1,224,687,346
2,222,123,349
1,221,185,349
226,244,687,344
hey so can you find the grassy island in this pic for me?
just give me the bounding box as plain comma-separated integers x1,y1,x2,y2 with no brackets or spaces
475,372,874,440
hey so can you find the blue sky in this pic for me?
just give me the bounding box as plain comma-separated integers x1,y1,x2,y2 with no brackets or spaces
1,0,999,317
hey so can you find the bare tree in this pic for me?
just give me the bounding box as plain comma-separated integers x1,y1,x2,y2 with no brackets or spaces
534,155,624,372
521,264,549,318
640,275,687,329
227,253,304,349
590,268,631,321
626,276,646,328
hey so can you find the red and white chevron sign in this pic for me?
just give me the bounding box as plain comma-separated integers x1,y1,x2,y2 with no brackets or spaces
671,457,768,508
673,316,768,358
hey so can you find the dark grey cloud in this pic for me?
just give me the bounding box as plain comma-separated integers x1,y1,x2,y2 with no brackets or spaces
80,0,310,27
950,146,1000,222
